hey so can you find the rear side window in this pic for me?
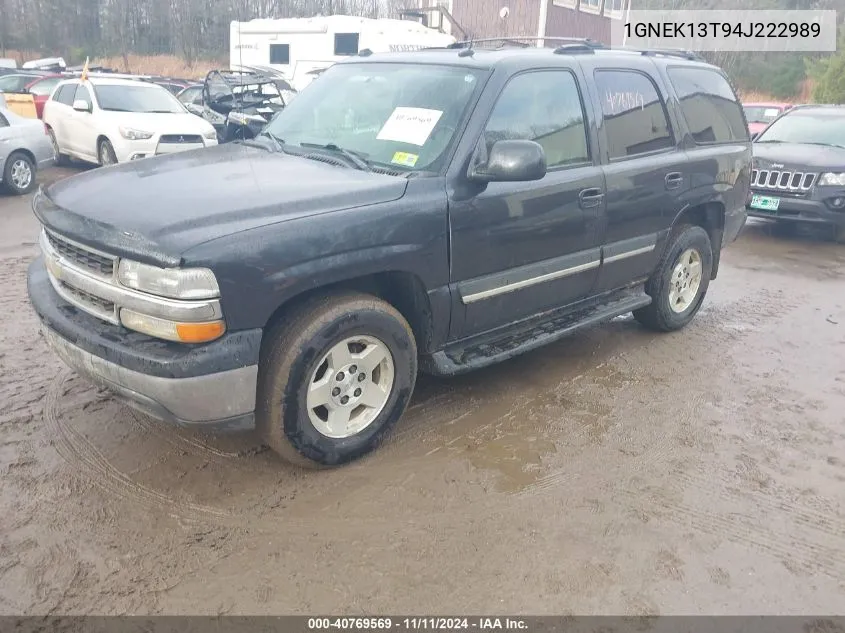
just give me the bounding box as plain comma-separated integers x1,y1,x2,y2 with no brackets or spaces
484,70,590,169
595,69,674,159
74,84,92,105
667,67,748,144
54,84,76,105
270,44,290,65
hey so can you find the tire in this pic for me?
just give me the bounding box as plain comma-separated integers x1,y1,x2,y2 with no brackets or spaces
633,225,713,332
2,151,36,195
256,292,418,468
98,138,117,166
47,128,70,166
833,224,845,244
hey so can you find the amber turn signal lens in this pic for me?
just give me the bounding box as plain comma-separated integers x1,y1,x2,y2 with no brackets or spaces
175,320,227,343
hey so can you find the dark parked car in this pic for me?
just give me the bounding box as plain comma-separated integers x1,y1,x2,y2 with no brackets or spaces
748,104,845,242
27,43,750,468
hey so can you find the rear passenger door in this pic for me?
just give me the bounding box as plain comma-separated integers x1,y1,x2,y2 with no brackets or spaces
581,62,689,293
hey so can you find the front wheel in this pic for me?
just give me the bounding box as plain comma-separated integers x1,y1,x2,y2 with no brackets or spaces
98,139,117,166
833,224,845,244
256,292,418,468
634,225,713,332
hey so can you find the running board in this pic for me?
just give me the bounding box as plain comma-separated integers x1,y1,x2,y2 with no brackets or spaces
421,286,652,376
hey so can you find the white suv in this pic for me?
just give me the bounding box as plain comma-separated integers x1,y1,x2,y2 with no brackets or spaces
43,77,219,165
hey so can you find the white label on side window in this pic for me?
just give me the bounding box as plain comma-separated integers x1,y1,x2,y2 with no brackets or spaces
763,108,780,117
376,107,443,146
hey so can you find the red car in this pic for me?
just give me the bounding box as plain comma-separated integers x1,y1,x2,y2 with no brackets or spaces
0,73,62,118
742,102,793,138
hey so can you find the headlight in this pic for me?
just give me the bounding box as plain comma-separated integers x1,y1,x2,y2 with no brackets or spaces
817,172,845,186
119,126,153,140
202,128,218,140
117,260,220,300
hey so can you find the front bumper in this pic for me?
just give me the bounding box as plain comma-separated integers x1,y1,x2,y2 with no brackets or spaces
114,136,218,162
747,192,845,227
28,258,260,432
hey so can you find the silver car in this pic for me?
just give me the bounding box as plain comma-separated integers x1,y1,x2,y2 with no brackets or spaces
0,105,55,195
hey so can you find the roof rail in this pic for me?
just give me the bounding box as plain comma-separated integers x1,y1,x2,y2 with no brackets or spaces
622,47,704,61
446,36,606,50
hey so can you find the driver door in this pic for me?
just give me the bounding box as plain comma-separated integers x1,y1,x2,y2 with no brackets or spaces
448,68,606,339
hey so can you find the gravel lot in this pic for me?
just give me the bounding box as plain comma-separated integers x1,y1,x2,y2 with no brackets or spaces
1,166,844,615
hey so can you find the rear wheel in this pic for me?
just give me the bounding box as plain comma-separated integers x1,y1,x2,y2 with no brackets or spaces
634,225,713,332
256,292,418,468
98,139,117,166
2,151,36,195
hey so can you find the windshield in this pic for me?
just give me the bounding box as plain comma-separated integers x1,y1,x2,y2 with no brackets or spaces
755,112,845,147
93,84,186,113
743,105,782,124
263,62,486,173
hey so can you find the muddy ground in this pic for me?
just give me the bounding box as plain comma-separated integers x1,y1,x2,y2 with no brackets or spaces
1,166,844,615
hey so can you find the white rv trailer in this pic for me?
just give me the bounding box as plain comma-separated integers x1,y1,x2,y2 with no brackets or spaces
230,15,456,91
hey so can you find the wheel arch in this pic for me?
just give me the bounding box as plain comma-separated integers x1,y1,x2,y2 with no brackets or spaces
670,200,725,280
261,270,436,355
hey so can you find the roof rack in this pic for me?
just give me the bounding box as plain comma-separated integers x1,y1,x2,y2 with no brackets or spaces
446,36,606,50
622,47,704,61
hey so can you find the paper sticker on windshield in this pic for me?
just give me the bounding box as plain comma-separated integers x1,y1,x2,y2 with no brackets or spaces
763,108,780,117
391,151,419,167
377,107,443,146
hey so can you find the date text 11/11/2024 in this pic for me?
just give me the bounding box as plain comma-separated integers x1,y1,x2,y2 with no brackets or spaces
307,618,529,631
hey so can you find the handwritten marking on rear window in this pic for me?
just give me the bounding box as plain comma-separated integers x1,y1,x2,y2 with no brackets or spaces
605,90,645,114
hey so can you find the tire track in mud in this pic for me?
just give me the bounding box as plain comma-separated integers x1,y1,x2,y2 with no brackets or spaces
124,409,249,460
43,370,236,525
640,494,845,581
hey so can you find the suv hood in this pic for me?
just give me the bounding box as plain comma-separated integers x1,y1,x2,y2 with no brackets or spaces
35,142,408,267
753,142,845,169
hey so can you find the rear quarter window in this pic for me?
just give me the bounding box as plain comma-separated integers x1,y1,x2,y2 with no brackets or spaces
668,66,748,144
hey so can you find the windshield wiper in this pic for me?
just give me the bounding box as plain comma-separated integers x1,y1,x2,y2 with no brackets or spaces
298,142,372,172
258,130,287,153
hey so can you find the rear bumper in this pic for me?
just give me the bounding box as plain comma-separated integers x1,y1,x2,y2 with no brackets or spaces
747,194,845,227
28,258,260,431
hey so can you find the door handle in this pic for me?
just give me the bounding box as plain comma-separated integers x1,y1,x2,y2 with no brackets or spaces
578,187,604,208
665,172,684,190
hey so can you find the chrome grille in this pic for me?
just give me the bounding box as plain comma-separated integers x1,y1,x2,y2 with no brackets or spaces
751,169,816,191
58,280,117,321
45,231,116,277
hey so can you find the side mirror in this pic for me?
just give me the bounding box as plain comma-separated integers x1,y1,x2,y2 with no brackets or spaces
72,99,91,113
469,139,547,183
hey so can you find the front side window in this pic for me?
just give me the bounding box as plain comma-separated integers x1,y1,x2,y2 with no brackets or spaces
264,62,487,173
0,74,32,92
74,84,92,106
668,66,748,144
483,70,590,168
92,85,185,113
595,69,674,159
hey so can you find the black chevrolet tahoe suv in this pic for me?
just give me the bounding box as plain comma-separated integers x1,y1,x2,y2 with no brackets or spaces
747,104,845,242
27,43,751,467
